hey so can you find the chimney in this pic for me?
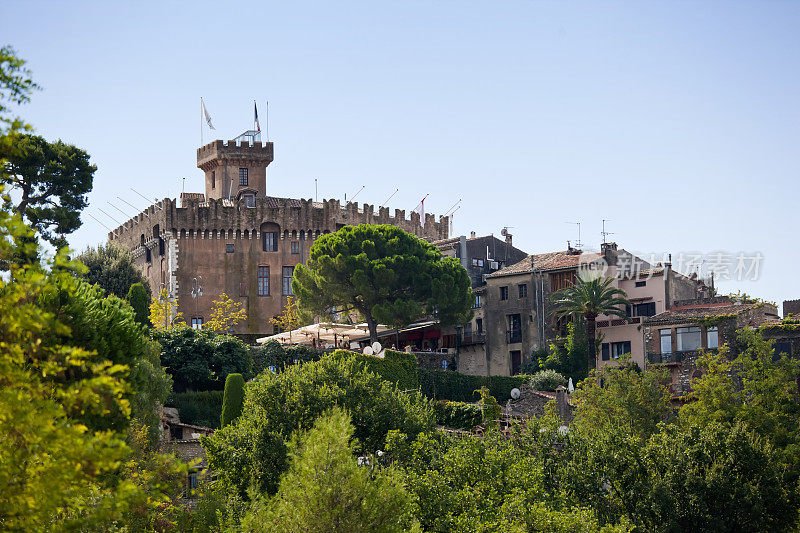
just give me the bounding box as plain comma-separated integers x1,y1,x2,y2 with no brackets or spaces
470,231,476,239
555,386,570,423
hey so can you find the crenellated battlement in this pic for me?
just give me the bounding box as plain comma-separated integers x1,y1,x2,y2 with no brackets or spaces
108,195,449,248
197,139,274,171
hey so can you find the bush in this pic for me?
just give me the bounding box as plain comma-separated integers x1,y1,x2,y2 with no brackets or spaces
167,390,224,429
126,282,150,327
417,368,529,402
529,369,567,391
204,352,435,499
221,374,245,428
330,349,418,391
433,401,483,430
250,340,322,374
155,327,252,391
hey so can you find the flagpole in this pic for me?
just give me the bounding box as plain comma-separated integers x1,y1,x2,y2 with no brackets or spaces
200,97,203,146
266,101,269,141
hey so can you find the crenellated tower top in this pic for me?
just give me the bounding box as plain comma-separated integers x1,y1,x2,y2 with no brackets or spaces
197,136,274,201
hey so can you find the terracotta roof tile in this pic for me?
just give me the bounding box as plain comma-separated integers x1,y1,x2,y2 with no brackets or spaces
487,250,604,278
645,302,761,325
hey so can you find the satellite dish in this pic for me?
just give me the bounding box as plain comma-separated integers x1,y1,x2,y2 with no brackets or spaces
568,378,574,393
363,346,374,355
372,341,382,354
510,388,521,400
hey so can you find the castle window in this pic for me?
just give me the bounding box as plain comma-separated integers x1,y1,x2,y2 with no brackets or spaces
258,266,270,296
263,232,278,252
283,266,294,296
244,194,255,208
239,168,248,186
226,243,234,253
291,241,300,254
212,170,216,189
191,317,203,330
146,247,152,263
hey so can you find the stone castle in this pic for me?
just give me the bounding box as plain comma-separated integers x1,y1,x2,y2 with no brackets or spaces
109,136,449,336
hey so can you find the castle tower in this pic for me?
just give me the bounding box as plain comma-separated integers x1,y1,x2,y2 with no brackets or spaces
197,132,274,202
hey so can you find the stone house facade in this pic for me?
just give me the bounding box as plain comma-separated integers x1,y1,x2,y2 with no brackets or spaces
643,297,779,396
108,138,449,336
480,243,704,376
433,231,528,375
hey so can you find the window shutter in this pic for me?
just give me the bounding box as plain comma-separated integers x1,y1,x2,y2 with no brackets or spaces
602,343,610,361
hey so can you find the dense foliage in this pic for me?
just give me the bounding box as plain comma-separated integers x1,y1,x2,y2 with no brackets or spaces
241,408,418,532
167,390,224,429
417,367,529,402
432,400,483,430
154,326,252,391
126,281,151,327
203,352,435,500
221,373,245,428
292,224,473,340
529,369,568,391
75,242,151,299
2,133,95,248
250,340,323,374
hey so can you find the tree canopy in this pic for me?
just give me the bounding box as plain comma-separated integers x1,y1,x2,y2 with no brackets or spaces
75,242,150,299
292,224,473,341
2,133,95,247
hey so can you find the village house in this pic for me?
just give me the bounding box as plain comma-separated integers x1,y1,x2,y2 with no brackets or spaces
643,296,780,396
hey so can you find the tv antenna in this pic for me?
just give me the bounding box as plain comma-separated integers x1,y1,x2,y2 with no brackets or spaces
601,219,614,244
566,222,582,249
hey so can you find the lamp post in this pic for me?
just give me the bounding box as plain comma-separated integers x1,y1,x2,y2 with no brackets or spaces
191,277,203,329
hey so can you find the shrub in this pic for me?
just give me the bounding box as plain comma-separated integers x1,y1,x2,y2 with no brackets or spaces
433,401,483,430
250,340,322,374
417,368,529,402
167,390,224,429
126,282,151,327
221,373,245,428
529,369,567,391
330,349,418,391
203,352,435,498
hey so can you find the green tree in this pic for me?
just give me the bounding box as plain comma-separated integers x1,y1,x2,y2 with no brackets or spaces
154,326,252,392
0,45,38,135
0,189,177,530
2,133,95,247
75,242,150,299
292,224,473,342
221,373,246,428
679,328,800,479
551,273,629,373
126,281,151,327
203,352,435,499
241,408,418,533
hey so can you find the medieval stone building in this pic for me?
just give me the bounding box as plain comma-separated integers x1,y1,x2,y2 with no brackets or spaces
108,136,449,336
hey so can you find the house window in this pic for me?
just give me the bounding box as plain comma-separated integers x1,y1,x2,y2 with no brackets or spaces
507,313,521,343
677,326,702,351
189,471,198,489
635,280,646,287
511,350,522,375
283,266,294,296
518,283,528,298
463,322,472,342
244,194,255,208
476,318,483,333
258,266,270,296
602,343,610,361
500,286,509,301
610,341,631,359
291,241,300,254
706,326,719,349
263,231,278,252
238,167,248,186
211,170,216,189
471,258,484,267
774,341,791,360
550,270,575,292
191,317,203,330
628,301,656,317
226,243,234,253
472,294,482,309
660,329,672,354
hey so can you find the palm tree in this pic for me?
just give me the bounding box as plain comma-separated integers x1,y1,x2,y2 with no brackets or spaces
551,273,630,374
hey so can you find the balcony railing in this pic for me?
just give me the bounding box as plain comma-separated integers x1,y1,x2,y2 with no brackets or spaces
506,330,522,344
459,332,486,345
647,350,702,365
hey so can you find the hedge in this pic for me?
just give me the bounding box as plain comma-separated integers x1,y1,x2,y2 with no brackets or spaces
433,401,483,430
329,349,528,402
166,390,224,429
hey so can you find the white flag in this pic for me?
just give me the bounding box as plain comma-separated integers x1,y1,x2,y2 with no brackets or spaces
201,98,215,130
419,197,425,227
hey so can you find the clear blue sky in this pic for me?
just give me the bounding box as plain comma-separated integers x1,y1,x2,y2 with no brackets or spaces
3,1,798,310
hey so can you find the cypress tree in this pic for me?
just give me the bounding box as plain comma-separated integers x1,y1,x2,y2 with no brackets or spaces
221,373,245,428
126,282,150,327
